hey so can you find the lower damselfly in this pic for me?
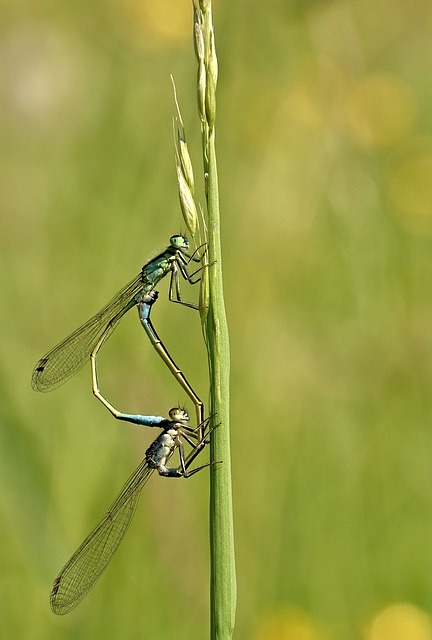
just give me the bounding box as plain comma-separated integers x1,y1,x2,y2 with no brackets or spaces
50,409,214,615
32,235,205,393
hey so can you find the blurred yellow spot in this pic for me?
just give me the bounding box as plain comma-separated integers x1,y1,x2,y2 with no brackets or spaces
286,85,324,130
254,608,325,640
139,2,190,43
388,152,432,231
284,56,346,131
109,0,190,46
344,74,416,149
365,603,432,640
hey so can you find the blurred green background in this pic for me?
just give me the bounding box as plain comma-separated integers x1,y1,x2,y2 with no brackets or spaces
2,0,432,638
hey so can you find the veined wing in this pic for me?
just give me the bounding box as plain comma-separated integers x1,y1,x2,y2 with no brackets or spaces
50,459,154,615
32,273,144,392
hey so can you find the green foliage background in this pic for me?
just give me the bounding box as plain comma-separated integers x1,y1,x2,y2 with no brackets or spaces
2,1,432,638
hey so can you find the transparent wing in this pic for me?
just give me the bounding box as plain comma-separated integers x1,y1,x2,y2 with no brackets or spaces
32,273,144,392
50,459,154,615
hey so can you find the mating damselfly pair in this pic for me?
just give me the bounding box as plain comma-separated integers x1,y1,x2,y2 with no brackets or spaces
32,235,215,614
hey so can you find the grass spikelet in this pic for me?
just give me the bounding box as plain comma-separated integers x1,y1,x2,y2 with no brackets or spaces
171,76,198,237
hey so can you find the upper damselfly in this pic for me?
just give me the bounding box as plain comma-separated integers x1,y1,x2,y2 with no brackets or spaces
32,235,203,393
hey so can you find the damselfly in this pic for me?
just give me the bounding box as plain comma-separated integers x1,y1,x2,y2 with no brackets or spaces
32,236,205,419
50,408,213,615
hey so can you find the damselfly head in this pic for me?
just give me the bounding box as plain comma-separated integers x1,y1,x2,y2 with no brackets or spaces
170,234,189,252
168,407,190,423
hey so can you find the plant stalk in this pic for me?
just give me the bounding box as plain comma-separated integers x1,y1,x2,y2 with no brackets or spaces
191,1,237,637
205,131,236,640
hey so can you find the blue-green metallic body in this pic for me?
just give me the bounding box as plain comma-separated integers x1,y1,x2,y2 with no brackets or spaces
32,236,197,392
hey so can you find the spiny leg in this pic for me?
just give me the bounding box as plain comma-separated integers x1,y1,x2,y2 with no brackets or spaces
185,241,208,264
168,245,209,309
183,417,219,469
168,262,199,310
183,420,218,475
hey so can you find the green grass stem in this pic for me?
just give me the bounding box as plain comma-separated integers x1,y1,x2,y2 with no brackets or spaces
205,134,236,640
191,2,237,638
